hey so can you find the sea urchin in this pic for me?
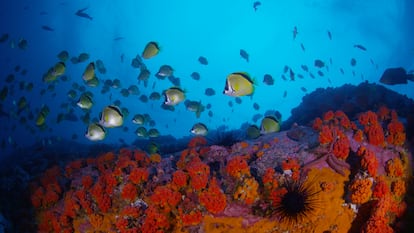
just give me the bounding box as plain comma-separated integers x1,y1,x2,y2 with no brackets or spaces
271,176,322,226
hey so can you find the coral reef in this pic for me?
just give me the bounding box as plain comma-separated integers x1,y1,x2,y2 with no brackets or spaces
26,108,412,233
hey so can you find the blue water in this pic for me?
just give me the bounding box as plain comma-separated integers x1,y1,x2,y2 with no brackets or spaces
1,0,413,156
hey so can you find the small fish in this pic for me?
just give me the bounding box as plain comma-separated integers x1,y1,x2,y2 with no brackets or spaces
113,36,124,41
379,67,411,85
147,128,160,138
82,62,96,81
300,65,309,72
350,58,357,67
185,100,205,118
354,44,367,51
190,123,208,136
260,116,280,134
327,30,332,40
292,26,298,40
283,90,287,98
142,41,160,59
75,7,93,20
300,43,305,51
314,59,325,68
263,74,274,85
135,127,148,137
253,1,261,11
85,123,106,141
57,50,69,61
204,88,215,96
289,68,295,81
191,72,201,80
223,72,254,97
157,65,174,77
77,93,93,110
300,87,307,92
99,105,123,128
246,125,260,139
240,49,249,62
41,25,54,31
164,87,185,106
198,56,208,65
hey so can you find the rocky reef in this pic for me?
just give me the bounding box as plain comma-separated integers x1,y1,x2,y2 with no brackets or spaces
28,107,412,233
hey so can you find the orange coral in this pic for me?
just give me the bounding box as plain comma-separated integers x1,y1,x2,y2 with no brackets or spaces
377,106,390,121
385,158,405,178
349,178,373,204
225,155,250,179
262,168,278,191
332,131,350,160
121,183,137,201
312,117,323,130
358,111,378,126
187,159,210,191
233,177,259,205
172,170,188,189
360,149,379,177
372,177,390,199
150,185,181,213
391,180,406,197
364,123,385,147
198,178,227,214
179,208,203,226
386,120,406,146
353,129,365,142
319,125,334,144
281,158,301,180
188,136,207,148
129,167,149,185
81,175,94,189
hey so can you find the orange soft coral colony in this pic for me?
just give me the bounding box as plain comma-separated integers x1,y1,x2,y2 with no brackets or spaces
386,120,406,146
349,177,373,205
225,155,250,179
198,178,227,214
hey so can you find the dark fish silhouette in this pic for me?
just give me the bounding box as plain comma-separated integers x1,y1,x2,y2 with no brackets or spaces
379,67,413,85
292,26,298,40
41,25,54,31
314,59,325,68
240,49,249,62
354,44,366,51
113,37,124,41
327,30,332,40
75,7,93,20
198,56,208,65
253,1,261,11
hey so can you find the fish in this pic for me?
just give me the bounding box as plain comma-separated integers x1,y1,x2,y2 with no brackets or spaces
75,7,93,20
147,128,160,138
82,62,95,81
379,67,412,85
132,114,146,125
185,100,205,118
17,39,28,50
142,41,160,59
240,49,249,62
77,93,93,110
99,105,123,128
263,74,274,85
301,65,309,72
289,68,295,81
223,72,254,97
198,56,208,65
139,95,149,103
78,53,90,62
113,36,124,41
96,59,106,74
314,59,325,68
354,44,367,51
253,1,261,11
260,116,280,134
149,91,161,100
292,26,298,40
253,102,260,110
135,127,148,137
190,123,208,136
36,106,50,126
300,43,305,51
204,88,215,96
164,87,185,106
85,123,106,141
191,72,201,80
57,50,69,61
41,25,54,31
52,62,66,77
327,30,332,40
350,58,357,67
137,68,151,87
300,87,307,92
246,125,260,139
157,65,174,77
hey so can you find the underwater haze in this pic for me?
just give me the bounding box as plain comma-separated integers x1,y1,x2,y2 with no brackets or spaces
1,0,414,154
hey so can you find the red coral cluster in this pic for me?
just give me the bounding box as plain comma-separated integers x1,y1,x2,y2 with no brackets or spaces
198,178,227,214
